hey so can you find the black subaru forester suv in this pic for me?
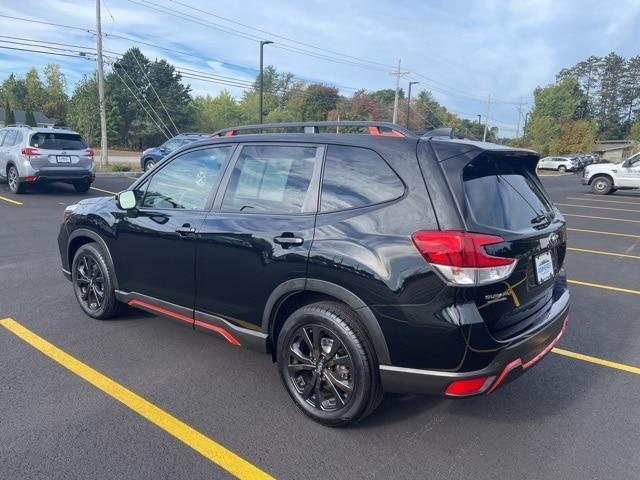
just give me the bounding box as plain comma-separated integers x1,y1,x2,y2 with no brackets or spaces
58,121,569,426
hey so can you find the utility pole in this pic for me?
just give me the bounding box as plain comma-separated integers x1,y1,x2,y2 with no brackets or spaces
406,81,419,128
515,97,523,139
391,59,409,124
259,40,273,125
482,94,491,142
95,0,108,166
523,112,531,140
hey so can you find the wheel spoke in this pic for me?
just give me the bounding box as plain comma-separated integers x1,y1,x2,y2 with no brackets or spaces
80,286,90,300
300,372,317,400
287,363,315,373
314,373,322,408
324,369,353,394
301,327,313,351
324,334,341,361
91,285,102,307
324,372,346,406
289,344,313,366
312,326,321,360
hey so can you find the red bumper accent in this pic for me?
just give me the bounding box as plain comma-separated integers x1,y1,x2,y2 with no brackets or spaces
127,299,240,347
487,316,568,394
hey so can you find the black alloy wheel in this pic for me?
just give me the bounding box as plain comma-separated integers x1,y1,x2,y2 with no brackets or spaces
287,324,354,412
277,302,382,426
75,254,105,312
71,243,123,319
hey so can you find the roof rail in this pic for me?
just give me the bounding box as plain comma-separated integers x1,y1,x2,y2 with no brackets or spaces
6,124,32,128
211,121,416,138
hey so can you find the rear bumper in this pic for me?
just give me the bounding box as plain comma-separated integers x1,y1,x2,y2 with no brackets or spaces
22,167,94,183
380,292,569,396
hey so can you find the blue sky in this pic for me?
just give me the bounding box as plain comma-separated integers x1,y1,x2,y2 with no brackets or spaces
1,0,639,136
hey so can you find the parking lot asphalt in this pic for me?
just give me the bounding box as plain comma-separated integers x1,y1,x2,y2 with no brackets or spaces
1,173,639,480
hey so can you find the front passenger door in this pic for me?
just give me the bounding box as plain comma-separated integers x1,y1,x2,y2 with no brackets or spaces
617,154,640,188
195,143,324,330
111,145,233,308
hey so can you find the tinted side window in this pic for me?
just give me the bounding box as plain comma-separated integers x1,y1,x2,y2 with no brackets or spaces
140,146,232,210
221,145,318,214
320,145,405,212
0,130,7,146
3,130,18,147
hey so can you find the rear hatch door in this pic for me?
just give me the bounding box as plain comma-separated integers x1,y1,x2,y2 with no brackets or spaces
438,146,566,339
28,131,92,169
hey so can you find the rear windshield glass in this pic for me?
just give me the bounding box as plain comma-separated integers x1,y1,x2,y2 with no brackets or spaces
30,132,87,150
463,156,553,231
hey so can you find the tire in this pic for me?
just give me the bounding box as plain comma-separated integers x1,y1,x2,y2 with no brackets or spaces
73,181,91,193
144,158,156,171
71,243,123,319
7,165,26,194
558,165,567,173
277,301,382,427
591,176,612,195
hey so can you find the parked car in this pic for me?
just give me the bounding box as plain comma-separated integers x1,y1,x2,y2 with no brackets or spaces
582,151,640,194
139,133,209,171
58,121,569,426
0,125,95,194
537,155,577,172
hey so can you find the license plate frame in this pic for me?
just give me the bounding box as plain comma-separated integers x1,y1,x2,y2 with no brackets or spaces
57,155,71,163
534,251,554,284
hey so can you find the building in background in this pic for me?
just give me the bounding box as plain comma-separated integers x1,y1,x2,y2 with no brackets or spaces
593,140,638,163
0,109,54,128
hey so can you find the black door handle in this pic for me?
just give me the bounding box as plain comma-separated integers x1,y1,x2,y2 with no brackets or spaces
274,234,304,247
175,224,196,235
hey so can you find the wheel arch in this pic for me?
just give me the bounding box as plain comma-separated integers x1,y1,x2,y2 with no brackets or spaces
263,278,391,364
589,173,614,186
67,229,119,289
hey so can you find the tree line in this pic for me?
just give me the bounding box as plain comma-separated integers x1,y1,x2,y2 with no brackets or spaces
521,52,640,155
0,47,497,150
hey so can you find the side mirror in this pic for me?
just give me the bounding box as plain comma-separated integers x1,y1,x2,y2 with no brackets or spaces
622,160,630,168
116,190,137,210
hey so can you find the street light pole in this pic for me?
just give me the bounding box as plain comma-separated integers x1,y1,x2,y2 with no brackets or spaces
406,81,419,128
259,40,273,125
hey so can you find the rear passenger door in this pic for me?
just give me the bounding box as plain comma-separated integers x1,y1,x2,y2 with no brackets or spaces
195,143,324,330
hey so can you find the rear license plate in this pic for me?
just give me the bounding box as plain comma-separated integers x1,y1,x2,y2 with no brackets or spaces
57,155,71,163
534,251,554,284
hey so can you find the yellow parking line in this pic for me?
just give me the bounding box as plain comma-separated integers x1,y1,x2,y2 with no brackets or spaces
567,247,640,260
568,196,640,206
0,318,274,480
568,279,640,296
557,203,640,213
0,194,22,205
90,186,117,195
552,348,640,375
567,228,640,239
562,213,640,224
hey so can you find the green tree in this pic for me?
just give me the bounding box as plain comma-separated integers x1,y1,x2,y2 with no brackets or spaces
24,67,46,113
25,108,36,127
4,97,15,125
1,73,27,110
628,122,640,142
193,91,242,132
43,64,68,122
67,74,101,145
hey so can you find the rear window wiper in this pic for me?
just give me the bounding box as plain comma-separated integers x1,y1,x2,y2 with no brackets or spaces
531,212,551,229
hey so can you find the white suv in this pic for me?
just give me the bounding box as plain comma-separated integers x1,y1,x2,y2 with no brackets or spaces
582,152,640,195
537,156,578,173
0,125,95,194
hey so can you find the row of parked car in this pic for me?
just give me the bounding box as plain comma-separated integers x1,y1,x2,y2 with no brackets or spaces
536,153,599,173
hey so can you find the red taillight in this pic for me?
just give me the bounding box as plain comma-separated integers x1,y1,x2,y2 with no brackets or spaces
85,148,95,157
411,231,516,286
21,147,39,156
445,376,493,397
24,176,37,182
